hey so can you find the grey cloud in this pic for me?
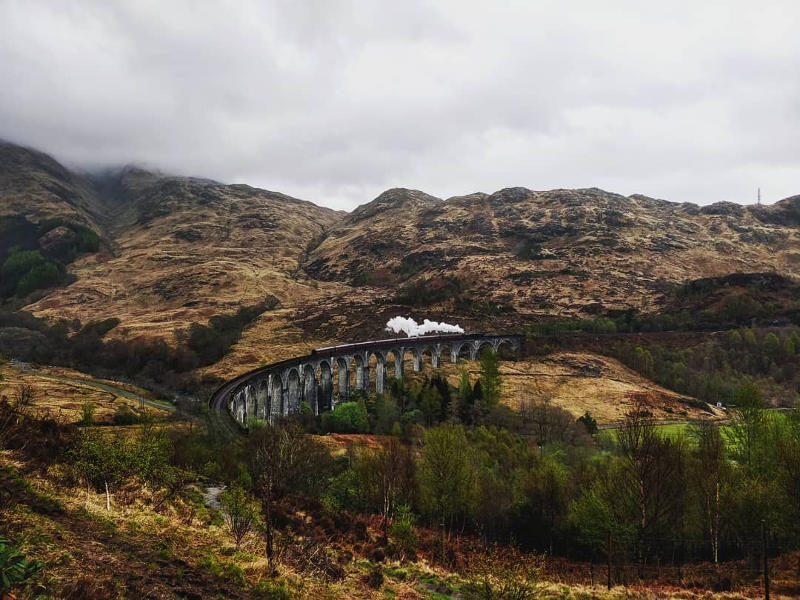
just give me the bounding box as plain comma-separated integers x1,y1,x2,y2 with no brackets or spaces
1,0,798,210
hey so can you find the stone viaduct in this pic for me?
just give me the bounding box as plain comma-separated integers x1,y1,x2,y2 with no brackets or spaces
209,333,524,427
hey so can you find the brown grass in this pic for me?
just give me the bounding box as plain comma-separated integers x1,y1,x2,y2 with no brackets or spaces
0,363,168,423
397,351,722,425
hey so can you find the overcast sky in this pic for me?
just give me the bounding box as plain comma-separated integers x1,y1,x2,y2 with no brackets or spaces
1,1,798,210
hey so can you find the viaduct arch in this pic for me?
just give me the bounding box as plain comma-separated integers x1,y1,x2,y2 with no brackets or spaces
210,333,524,427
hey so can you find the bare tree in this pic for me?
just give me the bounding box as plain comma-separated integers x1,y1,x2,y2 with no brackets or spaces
519,395,589,446
355,437,416,537
689,420,726,564
618,395,685,561
13,384,35,407
246,422,329,568
0,397,22,452
220,484,259,549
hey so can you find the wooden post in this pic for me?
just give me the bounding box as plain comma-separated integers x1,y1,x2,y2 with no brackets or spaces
762,520,769,600
607,530,612,590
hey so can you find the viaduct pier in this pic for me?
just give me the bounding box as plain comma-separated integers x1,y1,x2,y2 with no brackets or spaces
210,333,524,427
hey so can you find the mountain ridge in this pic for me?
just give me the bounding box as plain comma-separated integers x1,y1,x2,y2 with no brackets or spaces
5,140,798,221
1,141,798,358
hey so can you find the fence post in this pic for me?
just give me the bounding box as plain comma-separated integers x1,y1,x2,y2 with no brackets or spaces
761,520,769,600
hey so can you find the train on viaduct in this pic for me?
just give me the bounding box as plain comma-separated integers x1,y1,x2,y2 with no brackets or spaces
210,333,524,426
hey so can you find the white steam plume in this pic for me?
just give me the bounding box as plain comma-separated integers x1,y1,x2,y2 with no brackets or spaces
385,316,465,337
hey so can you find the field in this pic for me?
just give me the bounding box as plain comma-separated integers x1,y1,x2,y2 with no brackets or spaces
648,411,791,444
0,362,171,423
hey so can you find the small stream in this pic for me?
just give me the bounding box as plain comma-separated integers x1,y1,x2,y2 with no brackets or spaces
204,485,226,510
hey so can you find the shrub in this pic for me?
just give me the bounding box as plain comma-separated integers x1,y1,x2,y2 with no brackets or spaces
81,401,95,426
79,318,120,338
321,401,369,433
68,427,171,503
392,276,463,306
74,225,100,253
364,564,384,589
13,384,35,407
16,261,61,296
389,504,418,558
0,538,44,595
112,404,147,425
515,239,543,259
0,248,62,297
69,431,133,497
1,249,45,281
186,297,278,365
577,411,598,435
0,217,101,299
36,218,101,256
219,485,260,548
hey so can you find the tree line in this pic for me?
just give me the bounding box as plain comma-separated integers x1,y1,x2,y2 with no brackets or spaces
220,351,800,571
0,215,100,300
610,327,800,407
306,349,507,437
0,297,278,398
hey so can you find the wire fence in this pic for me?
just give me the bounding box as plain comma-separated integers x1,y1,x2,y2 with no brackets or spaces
534,529,795,598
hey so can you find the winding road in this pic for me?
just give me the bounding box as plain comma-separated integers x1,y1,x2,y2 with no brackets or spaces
9,360,176,413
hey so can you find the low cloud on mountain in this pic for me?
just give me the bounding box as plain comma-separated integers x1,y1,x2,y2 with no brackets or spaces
1,1,799,210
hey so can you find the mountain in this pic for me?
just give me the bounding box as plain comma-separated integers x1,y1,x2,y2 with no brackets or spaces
0,143,343,341
4,147,799,600
1,141,799,366
0,141,105,230
303,186,800,332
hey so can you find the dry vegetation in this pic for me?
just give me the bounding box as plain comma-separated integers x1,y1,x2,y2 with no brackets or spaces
3,442,796,600
0,363,168,423
305,187,800,320
29,185,343,341
495,353,724,424
4,141,800,365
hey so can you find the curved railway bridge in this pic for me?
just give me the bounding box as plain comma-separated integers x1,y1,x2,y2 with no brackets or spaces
210,333,524,427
